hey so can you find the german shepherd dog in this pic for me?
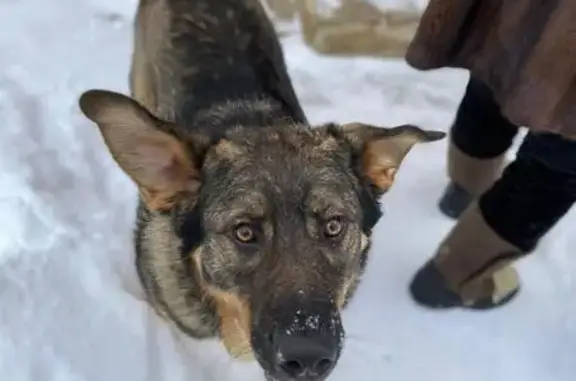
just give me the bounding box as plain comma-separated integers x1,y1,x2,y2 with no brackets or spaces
78,0,444,380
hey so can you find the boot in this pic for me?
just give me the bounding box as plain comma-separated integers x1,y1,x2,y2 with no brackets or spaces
410,202,522,310
438,77,519,219
438,141,508,219
412,131,576,310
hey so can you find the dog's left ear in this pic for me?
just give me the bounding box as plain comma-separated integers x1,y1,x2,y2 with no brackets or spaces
337,123,445,192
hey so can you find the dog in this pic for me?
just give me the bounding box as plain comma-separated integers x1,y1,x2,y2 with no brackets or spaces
77,0,445,380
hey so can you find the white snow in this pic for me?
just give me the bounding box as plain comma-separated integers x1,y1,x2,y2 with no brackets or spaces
1,0,575,380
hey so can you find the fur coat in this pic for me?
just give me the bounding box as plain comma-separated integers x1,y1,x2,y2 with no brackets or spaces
405,0,576,139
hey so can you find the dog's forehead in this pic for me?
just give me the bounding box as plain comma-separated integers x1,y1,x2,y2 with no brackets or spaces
210,129,351,185
201,131,359,221
203,176,360,229
205,156,355,202
225,124,342,153
200,125,359,218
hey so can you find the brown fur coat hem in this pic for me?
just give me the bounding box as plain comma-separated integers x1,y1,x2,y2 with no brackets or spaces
405,0,576,139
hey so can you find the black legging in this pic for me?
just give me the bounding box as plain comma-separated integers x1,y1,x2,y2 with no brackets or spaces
451,77,576,252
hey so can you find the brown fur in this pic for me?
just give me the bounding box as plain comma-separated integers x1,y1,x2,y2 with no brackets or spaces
406,0,576,139
78,0,445,380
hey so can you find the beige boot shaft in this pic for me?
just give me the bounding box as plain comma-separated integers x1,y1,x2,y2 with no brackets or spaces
434,202,522,303
448,143,507,197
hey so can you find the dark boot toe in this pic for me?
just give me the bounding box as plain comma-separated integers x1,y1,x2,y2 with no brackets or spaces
409,260,462,309
438,182,473,219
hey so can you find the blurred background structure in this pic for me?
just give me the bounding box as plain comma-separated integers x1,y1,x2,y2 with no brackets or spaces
263,0,422,57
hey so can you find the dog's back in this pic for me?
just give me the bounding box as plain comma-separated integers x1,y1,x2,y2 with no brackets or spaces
130,0,306,129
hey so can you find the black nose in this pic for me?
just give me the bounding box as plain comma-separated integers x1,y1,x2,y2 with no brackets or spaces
273,332,338,379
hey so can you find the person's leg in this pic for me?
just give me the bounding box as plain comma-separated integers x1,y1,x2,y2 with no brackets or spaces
411,131,576,309
407,76,520,310
439,76,519,218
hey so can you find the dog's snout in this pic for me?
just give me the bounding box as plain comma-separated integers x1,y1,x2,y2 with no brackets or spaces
252,300,344,381
272,331,338,379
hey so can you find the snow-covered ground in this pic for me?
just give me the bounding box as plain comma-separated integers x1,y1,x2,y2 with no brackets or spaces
1,0,575,380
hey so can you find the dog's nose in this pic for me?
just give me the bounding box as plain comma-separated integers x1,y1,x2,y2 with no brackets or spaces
273,332,338,379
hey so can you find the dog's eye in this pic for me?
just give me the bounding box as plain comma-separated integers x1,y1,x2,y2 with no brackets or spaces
234,223,256,244
323,217,346,238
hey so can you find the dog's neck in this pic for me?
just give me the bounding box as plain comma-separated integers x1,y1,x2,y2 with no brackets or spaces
171,61,304,133
191,97,295,130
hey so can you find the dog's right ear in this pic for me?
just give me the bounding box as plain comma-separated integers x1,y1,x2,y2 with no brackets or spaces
335,122,445,194
78,89,201,211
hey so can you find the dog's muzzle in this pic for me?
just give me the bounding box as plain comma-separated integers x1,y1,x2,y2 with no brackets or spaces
252,299,344,381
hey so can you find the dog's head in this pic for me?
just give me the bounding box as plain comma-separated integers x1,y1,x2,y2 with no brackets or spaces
79,90,444,381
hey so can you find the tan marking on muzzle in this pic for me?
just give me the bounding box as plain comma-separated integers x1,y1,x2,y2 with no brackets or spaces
337,276,355,309
360,232,369,252
336,233,368,309
193,252,255,361
210,288,254,361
